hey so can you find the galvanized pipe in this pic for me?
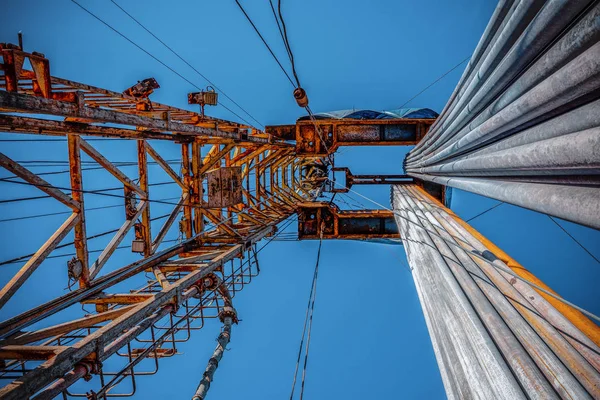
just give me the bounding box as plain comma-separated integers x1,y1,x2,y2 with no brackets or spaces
438,98,600,162
392,184,600,399
397,186,572,397
410,40,600,168
409,0,530,158
393,186,527,399
409,0,594,163
407,186,600,373
409,173,600,229
405,185,600,392
415,127,600,177
191,316,233,400
405,1,600,230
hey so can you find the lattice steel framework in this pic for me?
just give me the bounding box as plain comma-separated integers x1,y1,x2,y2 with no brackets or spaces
0,42,434,399
3,0,599,397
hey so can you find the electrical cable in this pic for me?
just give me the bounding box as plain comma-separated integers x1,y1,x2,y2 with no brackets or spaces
1,159,180,180
548,215,600,265
397,55,471,109
69,0,255,127
0,138,124,142
0,195,50,204
234,0,331,166
0,196,181,223
109,0,263,128
328,179,600,323
290,230,322,400
0,191,287,267
233,0,296,88
13,159,177,165
268,0,293,64
0,212,173,266
276,0,301,88
0,178,183,207
466,201,503,222
0,203,122,223
47,236,181,261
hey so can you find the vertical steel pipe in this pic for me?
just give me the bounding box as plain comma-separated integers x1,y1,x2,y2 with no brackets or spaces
405,1,600,229
392,184,600,399
192,317,233,400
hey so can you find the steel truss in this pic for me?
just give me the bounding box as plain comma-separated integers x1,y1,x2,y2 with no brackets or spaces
0,41,432,398
0,42,318,399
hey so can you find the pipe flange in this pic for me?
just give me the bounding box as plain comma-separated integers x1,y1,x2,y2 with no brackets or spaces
202,273,219,291
218,306,238,324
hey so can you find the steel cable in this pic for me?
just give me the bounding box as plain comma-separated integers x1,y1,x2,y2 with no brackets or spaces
329,179,600,323
290,231,322,400
69,0,256,127
233,0,296,88
109,0,263,128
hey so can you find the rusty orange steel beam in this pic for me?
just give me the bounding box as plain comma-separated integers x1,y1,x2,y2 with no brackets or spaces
0,41,429,398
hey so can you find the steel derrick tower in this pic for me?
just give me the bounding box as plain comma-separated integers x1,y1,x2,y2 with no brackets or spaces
0,0,599,398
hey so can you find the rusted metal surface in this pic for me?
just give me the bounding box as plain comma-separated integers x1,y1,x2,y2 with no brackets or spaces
0,41,442,399
123,77,160,99
137,140,152,257
266,118,434,155
298,202,398,240
0,43,51,98
67,135,89,286
0,43,318,398
328,167,412,193
206,167,243,208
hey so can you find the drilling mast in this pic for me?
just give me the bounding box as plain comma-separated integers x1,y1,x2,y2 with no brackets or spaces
1,0,600,398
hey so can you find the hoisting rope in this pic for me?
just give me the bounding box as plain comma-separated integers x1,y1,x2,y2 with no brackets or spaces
289,226,324,400
233,0,334,165
233,0,296,88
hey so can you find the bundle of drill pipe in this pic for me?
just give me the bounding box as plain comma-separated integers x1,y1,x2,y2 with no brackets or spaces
404,0,600,229
392,184,600,399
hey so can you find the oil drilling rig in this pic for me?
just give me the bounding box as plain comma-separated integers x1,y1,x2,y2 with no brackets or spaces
0,0,599,399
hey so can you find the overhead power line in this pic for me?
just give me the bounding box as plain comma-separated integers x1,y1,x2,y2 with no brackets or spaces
397,55,471,109
69,0,256,127
466,201,504,222
0,159,180,180
0,138,124,142
232,0,331,165
0,195,50,204
233,0,296,88
48,237,181,262
274,0,301,87
268,0,293,64
1,159,180,180
0,178,182,206
109,0,263,128
548,216,600,265
0,196,181,224
0,212,172,266
290,232,322,400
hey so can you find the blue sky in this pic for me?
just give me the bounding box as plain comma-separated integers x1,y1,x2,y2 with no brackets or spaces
1,0,599,399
